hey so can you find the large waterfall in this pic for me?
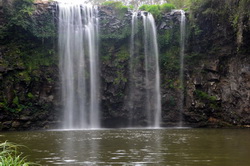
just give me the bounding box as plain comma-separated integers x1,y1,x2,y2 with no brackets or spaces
58,1,100,129
129,11,161,127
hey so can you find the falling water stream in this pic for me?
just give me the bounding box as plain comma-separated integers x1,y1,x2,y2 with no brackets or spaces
58,1,100,129
129,11,161,127
142,12,161,127
178,10,186,127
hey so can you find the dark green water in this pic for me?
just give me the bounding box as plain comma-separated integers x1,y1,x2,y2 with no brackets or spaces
0,128,250,166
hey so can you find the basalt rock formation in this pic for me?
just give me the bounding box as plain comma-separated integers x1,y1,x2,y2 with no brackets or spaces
0,0,249,130
184,0,250,127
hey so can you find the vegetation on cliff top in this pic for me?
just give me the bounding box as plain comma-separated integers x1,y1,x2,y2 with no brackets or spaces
101,1,131,19
187,0,250,56
139,3,175,18
0,0,56,43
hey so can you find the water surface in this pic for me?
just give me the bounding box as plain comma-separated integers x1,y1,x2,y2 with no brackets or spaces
0,129,249,166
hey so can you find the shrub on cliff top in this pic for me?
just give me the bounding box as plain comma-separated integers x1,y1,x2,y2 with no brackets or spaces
139,4,161,17
0,0,55,42
101,1,129,10
160,3,176,13
139,3,175,18
101,1,129,19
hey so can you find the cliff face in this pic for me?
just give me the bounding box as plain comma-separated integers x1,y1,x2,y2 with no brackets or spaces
0,0,59,130
184,0,250,127
98,6,184,127
0,0,249,130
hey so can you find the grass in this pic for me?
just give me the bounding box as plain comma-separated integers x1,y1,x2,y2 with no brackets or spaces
0,141,39,166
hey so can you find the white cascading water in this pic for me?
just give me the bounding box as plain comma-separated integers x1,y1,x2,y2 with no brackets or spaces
127,12,139,126
129,11,161,127
58,1,100,129
178,10,186,127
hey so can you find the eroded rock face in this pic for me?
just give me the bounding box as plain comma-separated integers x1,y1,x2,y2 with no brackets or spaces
185,55,250,127
0,1,249,130
0,1,59,131
184,1,250,127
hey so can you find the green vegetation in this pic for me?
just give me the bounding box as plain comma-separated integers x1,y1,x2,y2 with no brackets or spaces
139,3,175,18
101,1,129,19
113,46,129,84
100,1,132,40
3,0,35,29
158,16,182,91
0,29,57,114
2,41,57,72
0,91,27,113
101,1,128,9
139,4,161,18
12,95,27,113
187,0,250,55
167,0,192,9
195,90,219,110
189,0,250,31
27,93,34,99
0,0,56,42
0,141,39,166
160,46,180,74
160,3,176,12
30,11,56,39
195,90,217,102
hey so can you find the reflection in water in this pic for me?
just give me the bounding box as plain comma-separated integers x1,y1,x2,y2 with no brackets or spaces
0,129,250,166
59,131,99,164
55,131,101,165
58,130,163,165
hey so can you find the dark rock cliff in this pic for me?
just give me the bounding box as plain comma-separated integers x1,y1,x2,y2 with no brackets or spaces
0,0,249,130
0,0,59,130
184,0,250,127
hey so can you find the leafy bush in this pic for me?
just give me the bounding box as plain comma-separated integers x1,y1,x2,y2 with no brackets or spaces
167,0,192,9
195,90,217,102
139,3,176,18
4,0,35,30
160,3,176,13
101,1,129,19
139,4,161,18
101,1,129,11
1,0,56,41
0,141,39,166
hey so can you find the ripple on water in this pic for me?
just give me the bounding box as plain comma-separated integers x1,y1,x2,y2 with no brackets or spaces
1,129,250,166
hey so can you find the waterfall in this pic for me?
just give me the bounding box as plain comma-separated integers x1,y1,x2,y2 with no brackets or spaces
142,12,161,128
58,1,100,129
129,11,161,127
178,10,186,127
127,12,139,126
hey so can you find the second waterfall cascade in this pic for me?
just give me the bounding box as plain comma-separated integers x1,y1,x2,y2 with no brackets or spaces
58,1,100,129
128,11,161,127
